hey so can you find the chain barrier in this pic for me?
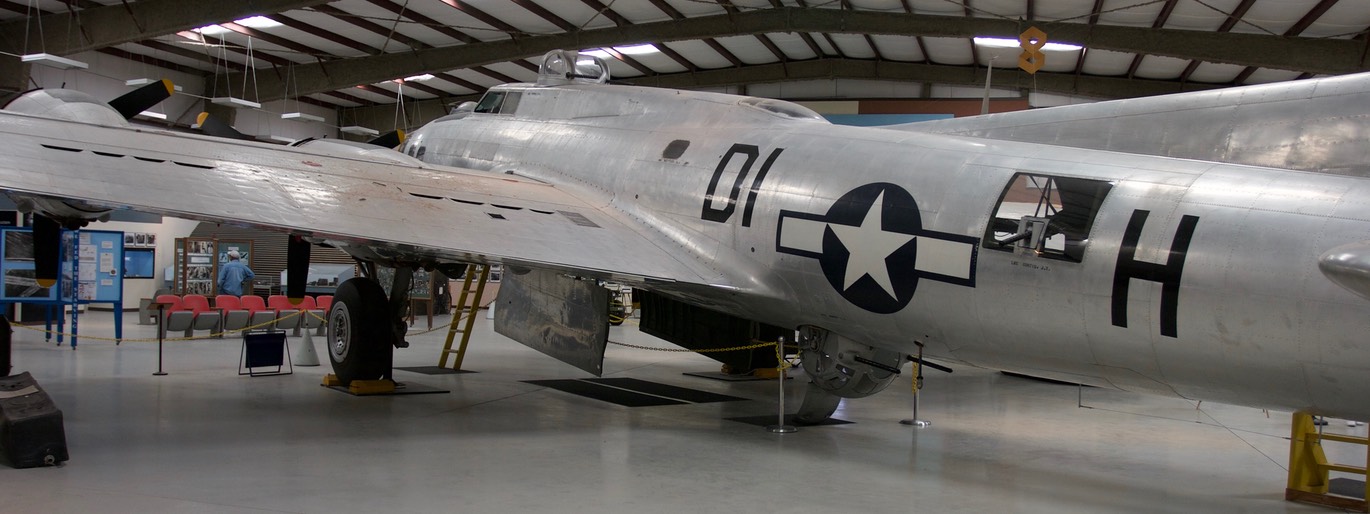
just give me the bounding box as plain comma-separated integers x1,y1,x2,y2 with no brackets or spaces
12,310,309,344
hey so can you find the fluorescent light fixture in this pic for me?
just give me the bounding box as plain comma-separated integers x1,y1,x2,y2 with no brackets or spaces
579,44,660,59
973,36,1082,52
268,135,297,144
136,111,167,120
402,73,435,82
21,53,87,70
125,78,182,92
340,126,379,137
211,97,262,109
234,16,281,29
282,112,325,123
613,44,659,55
194,24,230,35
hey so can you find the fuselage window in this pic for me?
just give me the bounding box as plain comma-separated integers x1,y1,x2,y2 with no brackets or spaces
983,173,1113,263
474,92,505,113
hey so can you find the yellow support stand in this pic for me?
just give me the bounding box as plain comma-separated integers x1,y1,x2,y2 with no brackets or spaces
348,379,396,395
437,264,490,371
1286,411,1370,512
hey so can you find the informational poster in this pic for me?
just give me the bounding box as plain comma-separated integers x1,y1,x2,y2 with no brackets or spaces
73,230,123,303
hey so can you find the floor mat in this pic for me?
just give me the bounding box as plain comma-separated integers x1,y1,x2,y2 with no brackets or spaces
395,366,477,375
1330,477,1366,500
725,414,853,427
524,379,686,407
585,377,747,403
325,381,449,396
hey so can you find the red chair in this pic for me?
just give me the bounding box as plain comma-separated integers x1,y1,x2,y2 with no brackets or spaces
217,295,250,332
239,295,275,329
155,294,194,336
316,295,333,312
180,294,222,333
267,295,302,331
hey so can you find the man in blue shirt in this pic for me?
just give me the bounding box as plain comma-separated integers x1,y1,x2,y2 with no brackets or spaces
217,250,255,296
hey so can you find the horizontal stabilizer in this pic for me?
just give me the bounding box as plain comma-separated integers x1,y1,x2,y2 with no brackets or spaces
493,268,608,376
1319,241,1370,301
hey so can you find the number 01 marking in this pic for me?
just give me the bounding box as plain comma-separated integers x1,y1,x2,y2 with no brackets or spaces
701,143,783,227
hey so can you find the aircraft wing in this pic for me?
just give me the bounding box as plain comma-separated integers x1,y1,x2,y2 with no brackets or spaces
0,110,713,287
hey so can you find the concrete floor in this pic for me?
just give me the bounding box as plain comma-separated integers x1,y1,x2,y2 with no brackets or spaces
0,309,1360,513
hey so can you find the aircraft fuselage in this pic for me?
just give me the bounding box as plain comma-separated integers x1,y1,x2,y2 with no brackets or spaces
408,82,1370,418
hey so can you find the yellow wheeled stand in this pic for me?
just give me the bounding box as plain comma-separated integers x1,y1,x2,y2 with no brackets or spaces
322,374,396,395
1286,411,1370,512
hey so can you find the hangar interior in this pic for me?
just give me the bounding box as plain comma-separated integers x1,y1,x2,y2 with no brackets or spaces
1,1,1370,512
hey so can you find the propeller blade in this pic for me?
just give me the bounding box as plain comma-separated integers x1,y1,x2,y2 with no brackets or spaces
195,112,252,141
286,235,311,305
31,215,60,288
108,79,174,120
367,129,405,149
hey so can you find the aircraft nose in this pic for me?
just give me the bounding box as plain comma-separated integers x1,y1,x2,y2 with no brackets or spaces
1318,241,1370,301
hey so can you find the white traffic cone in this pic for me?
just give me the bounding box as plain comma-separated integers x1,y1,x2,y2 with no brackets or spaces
294,329,320,366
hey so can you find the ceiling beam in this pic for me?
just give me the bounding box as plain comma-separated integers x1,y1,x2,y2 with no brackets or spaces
1232,0,1340,84
1126,0,1179,78
223,7,1370,102
1177,0,1257,83
0,0,330,56
622,58,1224,100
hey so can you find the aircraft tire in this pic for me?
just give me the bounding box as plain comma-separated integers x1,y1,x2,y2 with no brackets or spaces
327,278,390,384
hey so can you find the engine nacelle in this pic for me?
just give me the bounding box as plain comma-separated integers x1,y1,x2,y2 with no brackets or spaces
798,326,905,398
3,89,129,127
2,89,133,226
8,195,108,228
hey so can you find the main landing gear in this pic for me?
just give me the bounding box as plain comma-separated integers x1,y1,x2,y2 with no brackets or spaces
326,266,415,386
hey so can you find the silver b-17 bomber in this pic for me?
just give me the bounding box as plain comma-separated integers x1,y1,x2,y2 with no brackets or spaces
2,50,1370,428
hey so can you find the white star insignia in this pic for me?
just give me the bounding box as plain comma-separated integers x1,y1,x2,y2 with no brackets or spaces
828,191,914,298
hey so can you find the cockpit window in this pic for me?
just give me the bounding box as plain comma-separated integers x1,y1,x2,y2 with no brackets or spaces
500,92,522,115
738,98,827,122
983,173,1113,263
474,92,504,113
473,91,521,115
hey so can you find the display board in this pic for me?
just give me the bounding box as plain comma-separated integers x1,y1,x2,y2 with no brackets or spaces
74,230,123,302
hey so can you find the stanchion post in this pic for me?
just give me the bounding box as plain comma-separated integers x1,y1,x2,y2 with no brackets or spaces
900,343,930,428
151,302,171,376
766,337,796,434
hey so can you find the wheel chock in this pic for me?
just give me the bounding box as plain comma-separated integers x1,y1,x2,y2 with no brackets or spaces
752,368,782,379
348,380,396,395
322,374,342,387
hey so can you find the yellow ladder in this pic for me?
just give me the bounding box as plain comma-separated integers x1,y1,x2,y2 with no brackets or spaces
437,264,490,371
1287,411,1370,512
